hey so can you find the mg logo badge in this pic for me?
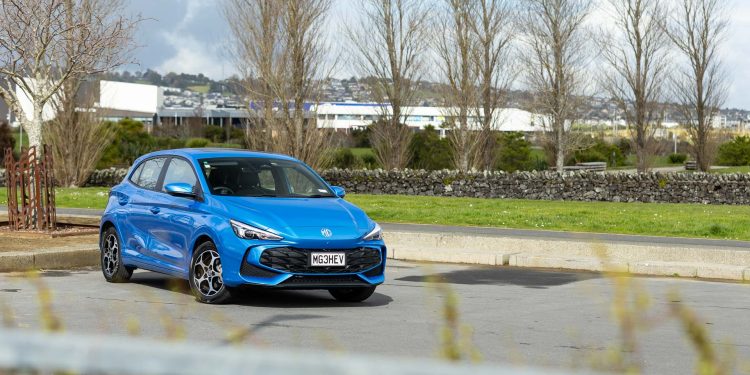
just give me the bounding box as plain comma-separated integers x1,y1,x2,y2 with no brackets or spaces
320,228,333,238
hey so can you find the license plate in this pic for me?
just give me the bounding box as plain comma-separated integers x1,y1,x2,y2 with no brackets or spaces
310,252,346,266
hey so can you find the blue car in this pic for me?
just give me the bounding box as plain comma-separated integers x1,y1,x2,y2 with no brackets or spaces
99,149,385,304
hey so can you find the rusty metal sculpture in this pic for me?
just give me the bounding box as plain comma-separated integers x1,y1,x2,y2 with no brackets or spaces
4,145,56,231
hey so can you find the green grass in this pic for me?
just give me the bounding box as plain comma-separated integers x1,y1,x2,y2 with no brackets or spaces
346,195,750,241
711,166,750,174
349,148,375,158
2,188,749,241
187,85,210,94
0,187,109,210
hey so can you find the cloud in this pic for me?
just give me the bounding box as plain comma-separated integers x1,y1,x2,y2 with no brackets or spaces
155,0,229,79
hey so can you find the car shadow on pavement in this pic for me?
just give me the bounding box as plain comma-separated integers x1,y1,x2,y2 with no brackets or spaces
232,288,393,308
396,267,601,289
129,271,393,307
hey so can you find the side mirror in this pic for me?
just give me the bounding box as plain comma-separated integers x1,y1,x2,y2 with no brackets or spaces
164,182,197,199
331,186,346,198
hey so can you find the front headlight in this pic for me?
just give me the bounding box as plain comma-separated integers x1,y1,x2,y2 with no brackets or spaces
230,220,283,241
363,223,382,241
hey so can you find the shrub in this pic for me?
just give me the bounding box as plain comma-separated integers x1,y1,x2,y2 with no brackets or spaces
97,118,156,168
668,153,688,164
155,137,186,150
360,153,379,169
573,139,626,167
185,137,211,148
408,125,453,170
351,127,371,148
717,136,750,166
331,148,360,169
495,132,533,172
0,121,16,163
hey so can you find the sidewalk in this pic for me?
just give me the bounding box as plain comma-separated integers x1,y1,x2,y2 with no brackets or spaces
1,206,749,280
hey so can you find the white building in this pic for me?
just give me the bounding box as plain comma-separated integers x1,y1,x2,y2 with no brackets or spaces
312,102,543,133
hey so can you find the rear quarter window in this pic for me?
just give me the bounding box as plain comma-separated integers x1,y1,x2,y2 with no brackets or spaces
129,158,167,190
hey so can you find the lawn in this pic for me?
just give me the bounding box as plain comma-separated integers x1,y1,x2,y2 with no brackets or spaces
0,187,110,210
187,85,210,94
2,188,750,241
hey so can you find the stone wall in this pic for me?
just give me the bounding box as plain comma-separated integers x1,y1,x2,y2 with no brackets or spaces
2,167,749,205
320,169,750,205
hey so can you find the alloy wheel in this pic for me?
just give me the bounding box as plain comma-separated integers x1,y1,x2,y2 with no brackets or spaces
192,250,224,297
102,234,119,277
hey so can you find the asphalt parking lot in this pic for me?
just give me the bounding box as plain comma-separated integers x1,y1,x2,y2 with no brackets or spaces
1,260,748,374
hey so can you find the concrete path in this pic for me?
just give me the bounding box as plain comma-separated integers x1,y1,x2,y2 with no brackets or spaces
1,261,748,374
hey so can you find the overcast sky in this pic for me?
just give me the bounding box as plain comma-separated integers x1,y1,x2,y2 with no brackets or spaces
125,0,750,110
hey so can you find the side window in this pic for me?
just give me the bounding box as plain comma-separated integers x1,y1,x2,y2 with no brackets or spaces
132,158,166,190
129,163,146,185
162,158,198,191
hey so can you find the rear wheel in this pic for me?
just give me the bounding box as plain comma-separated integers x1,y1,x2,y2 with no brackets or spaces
100,227,133,283
328,286,376,302
189,241,232,304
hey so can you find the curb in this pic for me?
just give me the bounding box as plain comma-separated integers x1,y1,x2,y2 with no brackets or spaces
384,231,750,282
0,246,99,272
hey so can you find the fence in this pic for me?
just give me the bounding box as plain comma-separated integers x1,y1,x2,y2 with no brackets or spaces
3,145,56,230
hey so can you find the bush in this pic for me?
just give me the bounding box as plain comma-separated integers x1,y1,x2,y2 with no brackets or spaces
717,136,750,166
351,127,371,148
0,121,16,163
97,118,156,168
573,139,626,167
360,153,379,169
668,153,688,164
186,137,211,148
408,125,453,170
155,137,186,150
495,132,533,172
331,148,360,169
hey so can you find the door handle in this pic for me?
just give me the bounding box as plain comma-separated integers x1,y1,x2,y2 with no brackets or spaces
150,207,161,214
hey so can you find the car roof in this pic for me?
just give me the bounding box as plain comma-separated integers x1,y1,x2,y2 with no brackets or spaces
136,148,299,164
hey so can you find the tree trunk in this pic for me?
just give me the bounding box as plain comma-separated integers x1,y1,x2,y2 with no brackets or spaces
26,103,44,152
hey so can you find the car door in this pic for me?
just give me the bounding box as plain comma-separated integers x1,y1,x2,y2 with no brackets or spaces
126,157,172,270
148,157,202,272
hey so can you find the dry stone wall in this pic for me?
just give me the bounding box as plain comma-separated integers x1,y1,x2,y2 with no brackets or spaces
2,168,750,205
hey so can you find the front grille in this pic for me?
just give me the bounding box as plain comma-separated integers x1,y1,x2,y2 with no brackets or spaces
260,247,381,274
279,275,369,287
240,261,281,278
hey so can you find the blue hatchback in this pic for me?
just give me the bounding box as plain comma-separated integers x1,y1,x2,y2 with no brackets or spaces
99,149,385,304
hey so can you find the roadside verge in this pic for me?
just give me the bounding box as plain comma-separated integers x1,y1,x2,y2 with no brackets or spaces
383,224,750,281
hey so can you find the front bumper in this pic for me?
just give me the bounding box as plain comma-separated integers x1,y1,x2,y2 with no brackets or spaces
220,239,386,288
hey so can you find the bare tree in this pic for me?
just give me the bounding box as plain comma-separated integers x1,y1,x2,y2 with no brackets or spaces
45,80,114,187
0,0,139,152
348,0,430,169
600,0,670,172
521,0,593,172
224,0,334,169
472,0,516,170
435,0,480,171
668,0,729,172
224,0,285,154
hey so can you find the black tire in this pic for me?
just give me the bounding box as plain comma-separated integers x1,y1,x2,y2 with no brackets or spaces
100,226,133,283
328,286,377,302
188,241,232,304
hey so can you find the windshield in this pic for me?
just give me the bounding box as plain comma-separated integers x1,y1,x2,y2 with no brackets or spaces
198,157,335,198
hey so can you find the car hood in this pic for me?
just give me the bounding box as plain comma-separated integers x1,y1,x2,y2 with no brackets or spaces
214,196,373,239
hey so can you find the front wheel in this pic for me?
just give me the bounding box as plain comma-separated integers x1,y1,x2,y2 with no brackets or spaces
188,241,232,304
328,286,376,302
